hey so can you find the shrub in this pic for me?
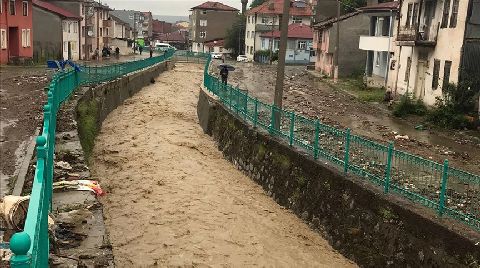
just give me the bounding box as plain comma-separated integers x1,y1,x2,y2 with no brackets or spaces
393,94,427,117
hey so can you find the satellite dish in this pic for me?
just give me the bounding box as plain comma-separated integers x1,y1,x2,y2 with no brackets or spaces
88,30,94,37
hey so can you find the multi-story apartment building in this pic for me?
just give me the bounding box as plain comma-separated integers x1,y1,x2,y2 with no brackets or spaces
358,1,399,88
142,11,153,41
189,1,239,53
0,0,33,64
110,9,145,43
49,0,111,60
244,0,313,60
391,0,479,105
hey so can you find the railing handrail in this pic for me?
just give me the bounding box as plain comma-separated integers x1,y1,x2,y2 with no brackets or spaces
9,49,176,267
202,55,479,232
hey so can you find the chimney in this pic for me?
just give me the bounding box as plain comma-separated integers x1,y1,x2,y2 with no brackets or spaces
241,0,248,14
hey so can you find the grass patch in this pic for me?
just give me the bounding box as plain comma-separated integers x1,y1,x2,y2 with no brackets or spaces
77,99,99,160
393,94,427,117
331,78,385,103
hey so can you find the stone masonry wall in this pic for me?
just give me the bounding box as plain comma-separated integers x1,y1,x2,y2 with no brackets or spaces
197,88,480,267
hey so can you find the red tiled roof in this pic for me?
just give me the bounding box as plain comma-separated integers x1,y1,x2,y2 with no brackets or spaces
33,0,82,20
157,31,187,43
260,23,313,39
247,0,313,16
360,1,399,11
204,39,225,47
191,1,239,12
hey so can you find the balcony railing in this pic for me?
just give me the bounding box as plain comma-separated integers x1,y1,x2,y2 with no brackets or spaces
397,23,439,46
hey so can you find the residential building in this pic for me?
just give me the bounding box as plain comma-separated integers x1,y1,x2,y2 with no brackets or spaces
358,1,399,88
312,11,369,77
156,30,188,50
244,0,313,60
204,38,231,54
189,1,239,53
110,14,133,55
259,23,314,64
391,0,479,106
0,0,33,64
141,11,153,41
49,0,112,60
32,0,81,61
110,9,144,42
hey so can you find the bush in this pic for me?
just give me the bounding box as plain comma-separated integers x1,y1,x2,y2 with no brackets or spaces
426,98,470,129
393,94,427,117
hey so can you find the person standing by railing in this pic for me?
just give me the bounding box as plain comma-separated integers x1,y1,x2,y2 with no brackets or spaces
220,66,229,85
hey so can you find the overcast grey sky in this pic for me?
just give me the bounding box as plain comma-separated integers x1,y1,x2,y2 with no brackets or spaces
102,0,243,16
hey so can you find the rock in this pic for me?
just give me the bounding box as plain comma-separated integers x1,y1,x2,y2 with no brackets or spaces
56,161,73,170
394,135,409,140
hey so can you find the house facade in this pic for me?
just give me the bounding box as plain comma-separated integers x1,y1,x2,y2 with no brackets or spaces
358,1,399,88
110,9,144,45
313,11,370,77
391,0,476,105
204,38,231,54
110,14,132,55
50,0,111,60
189,1,239,53
244,0,313,60
141,11,152,41
32,0,81,61
0,0,33,64
259,23,314,64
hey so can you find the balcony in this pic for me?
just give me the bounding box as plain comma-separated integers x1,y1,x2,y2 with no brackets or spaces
359,36,392,52
396,23,439,47
255,24,279,32
103,19,112,27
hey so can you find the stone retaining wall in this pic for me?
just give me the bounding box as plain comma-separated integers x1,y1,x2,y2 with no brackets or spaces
197,88,480,267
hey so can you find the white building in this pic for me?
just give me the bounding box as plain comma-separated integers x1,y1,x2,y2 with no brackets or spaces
244,0,313,60
390,0,476,105
358,1,399,88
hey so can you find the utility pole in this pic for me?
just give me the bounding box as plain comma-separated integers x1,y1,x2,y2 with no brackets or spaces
273,0,291,129
333,0,340,83
133,12,137,54
269,17,275,64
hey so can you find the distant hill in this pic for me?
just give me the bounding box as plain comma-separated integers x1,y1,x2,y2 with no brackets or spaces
153,15,189,24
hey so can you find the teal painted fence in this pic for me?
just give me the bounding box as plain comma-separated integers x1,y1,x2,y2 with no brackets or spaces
9,50,175,268
203,55,480,232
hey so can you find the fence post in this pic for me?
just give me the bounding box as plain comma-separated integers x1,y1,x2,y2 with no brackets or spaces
9,232,32,268
289,112,295,146
343,128,351,174
384,142,394,193
438,159,449,216
269,106,275,135
314,120,320,159
254,98,258,128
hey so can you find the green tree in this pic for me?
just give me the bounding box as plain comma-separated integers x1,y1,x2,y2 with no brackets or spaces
250,0,267,8
224,15,246,57
340,0,366,12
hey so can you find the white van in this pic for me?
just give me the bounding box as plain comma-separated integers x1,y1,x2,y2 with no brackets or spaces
154,42,175,51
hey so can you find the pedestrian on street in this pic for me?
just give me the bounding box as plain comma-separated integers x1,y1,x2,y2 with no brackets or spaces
220,66,229,85
139,46,143,55
149,45,153,58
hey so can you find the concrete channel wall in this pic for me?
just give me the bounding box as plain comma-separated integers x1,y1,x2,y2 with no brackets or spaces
197,88,480,267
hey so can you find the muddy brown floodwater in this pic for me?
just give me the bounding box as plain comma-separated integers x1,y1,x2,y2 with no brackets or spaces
92,63,356,267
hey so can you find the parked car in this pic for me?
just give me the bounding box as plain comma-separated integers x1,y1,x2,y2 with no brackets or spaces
237,55,249,62
154,42,176,51
211,53,223,59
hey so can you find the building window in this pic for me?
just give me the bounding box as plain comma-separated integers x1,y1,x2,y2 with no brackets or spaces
248,16,251,23
21,29,30,47
405,3,413,27
404,57,412,82
432,59,440,89
81,4,84,15
22,1,27,16
201,10,207,15
449,0,459,28
200,19,207,26
73,22,78,33
262,16,270,24
375,52,381,66
105,27,109,36
100,28,103,36
9,0,15,15
82,26,85,37
292,17,302,24
412,3,419,27
298,41,306,50
0,29,7,49
68,22,72,33
64,42,68,52
27,29,30,46
71,41,77,52
441,0,451,28
199,31,206,38
443,60,452,90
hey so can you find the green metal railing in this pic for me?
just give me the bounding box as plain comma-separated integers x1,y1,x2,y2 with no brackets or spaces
9,50,175,267
173,50,210,63
202,55,480,232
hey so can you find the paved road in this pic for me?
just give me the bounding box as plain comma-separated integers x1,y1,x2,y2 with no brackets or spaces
91,63,356,267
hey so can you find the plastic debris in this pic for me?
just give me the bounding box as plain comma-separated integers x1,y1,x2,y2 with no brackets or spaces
394,135,409,140
55,161,73,170
53,180,105,196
